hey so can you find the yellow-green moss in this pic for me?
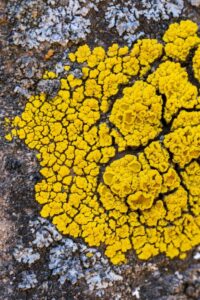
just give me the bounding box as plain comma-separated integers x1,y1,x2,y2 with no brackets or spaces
5,20,200,264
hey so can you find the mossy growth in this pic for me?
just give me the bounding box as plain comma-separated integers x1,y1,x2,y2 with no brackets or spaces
5,20,200,264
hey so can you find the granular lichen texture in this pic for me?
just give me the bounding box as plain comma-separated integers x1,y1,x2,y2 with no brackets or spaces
5,20,200,265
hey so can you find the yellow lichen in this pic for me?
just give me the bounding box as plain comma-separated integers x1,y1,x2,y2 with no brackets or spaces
148,61,199,122
164,125,200,168
163,20,200,61
193,45,200,82
109,81,163,147
5,20,200,265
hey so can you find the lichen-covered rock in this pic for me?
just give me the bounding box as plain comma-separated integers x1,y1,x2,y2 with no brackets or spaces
13,217,123,294
2,1,200,299
5,20,200,266
13,246,40,265
188,0,200,7
6,0,102,48
105,0,184,44
18,271,38,290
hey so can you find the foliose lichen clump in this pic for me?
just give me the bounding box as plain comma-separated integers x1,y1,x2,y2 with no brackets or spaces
5,20,200,264
105,0,184,45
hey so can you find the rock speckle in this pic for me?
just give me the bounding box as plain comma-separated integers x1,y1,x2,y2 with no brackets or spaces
189,0,200,7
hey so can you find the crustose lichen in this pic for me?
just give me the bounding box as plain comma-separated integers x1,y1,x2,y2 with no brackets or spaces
5,20,200,264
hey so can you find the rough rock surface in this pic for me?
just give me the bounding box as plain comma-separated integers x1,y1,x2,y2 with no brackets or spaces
0,0,200,299
189,0,200,7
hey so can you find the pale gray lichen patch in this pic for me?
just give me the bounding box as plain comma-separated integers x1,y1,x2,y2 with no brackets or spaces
48,239,84,285
30,217,62,248
49,239,123,289
18,271,38,290
36,79,61,97
14,217,123,294
141,0,184,20
193,246,200,260
105,1,143,44
105,0,184,45
13,246,40,265
6,0,186,49
7,0,102,48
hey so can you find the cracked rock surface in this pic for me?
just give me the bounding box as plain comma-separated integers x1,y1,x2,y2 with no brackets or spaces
0,0,200,299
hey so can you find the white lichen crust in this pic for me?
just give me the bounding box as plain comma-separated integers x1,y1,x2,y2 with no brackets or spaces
7,0,185,48
14,217,123,294
105,0,184,44
7,0,102,48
